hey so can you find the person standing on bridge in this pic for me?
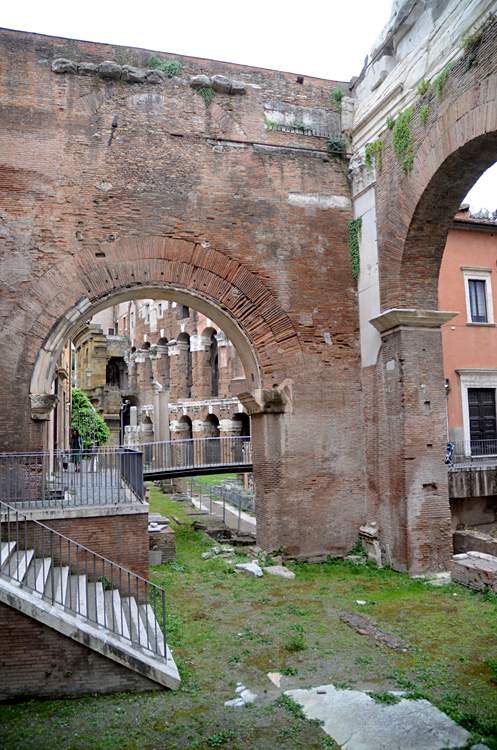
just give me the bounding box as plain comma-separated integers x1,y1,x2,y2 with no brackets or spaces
71,427,83,472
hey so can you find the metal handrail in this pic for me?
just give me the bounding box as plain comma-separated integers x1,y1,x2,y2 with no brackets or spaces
449,439,497,465
0,447,144,508
189,477,255,532
141,436,252,476
0,501,167,661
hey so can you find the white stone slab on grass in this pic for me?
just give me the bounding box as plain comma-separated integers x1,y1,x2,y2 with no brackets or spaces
263,565,295,579
285,684,485,750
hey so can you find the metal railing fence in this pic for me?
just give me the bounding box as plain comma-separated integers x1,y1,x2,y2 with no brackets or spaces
0,501,167,661
450,439,497,465
189,477,255,532
142,436,252,476
0,448,144,509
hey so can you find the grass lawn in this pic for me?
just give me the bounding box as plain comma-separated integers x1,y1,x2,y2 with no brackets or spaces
191,473,239,486
1,486,496,750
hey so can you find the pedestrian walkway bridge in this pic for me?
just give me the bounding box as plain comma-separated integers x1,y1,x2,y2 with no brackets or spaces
141,437,253,480
0,437,252,511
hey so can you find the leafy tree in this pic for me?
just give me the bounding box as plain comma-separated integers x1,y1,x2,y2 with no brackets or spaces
71,388,110,449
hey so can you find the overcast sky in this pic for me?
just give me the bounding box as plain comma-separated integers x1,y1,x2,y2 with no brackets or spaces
1,0,495,210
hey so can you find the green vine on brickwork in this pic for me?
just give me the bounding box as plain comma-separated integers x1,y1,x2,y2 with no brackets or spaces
386,115,395,130
326,138,347,161
331,87,343,113
463,15,494,70
290,120,307,132
419,104,429,125
265,119,278,130
197,87,216,108
416,78,429,97
147,54,181,78
392,106,414,177
365,139,385,172
432,61,455,99
349,217,362,281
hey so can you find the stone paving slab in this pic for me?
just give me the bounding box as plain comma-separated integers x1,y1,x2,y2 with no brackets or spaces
286,684,488,750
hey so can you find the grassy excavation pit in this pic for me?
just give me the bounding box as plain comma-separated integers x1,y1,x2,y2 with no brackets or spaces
1,486,497,749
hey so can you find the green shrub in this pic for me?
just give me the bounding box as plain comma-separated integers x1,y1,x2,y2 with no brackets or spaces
71,388,110,448
147,54,181,78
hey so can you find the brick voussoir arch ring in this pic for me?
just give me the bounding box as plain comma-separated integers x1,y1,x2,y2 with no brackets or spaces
29,236,303,396
379,69,497,311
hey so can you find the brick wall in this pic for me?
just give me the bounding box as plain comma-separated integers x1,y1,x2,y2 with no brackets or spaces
0,29,366,563
2,509,150,579
0,602,161,700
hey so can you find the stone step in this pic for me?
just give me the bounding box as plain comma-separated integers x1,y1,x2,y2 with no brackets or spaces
141,603,166,657
0,542,16,567
26,557,52,598
0,547,180,689
5,549,35,584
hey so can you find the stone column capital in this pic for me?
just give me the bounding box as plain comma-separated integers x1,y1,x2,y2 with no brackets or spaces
370,308,457,335
238,380,292,416
30,393,58,421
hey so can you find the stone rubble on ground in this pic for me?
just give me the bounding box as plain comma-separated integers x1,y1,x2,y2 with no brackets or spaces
224,683,257,707
412,571,452,586
201,545,235,560
263,565,296,579
235,561,263,577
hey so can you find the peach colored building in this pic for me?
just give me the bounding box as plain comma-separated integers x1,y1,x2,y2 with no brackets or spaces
439,206,497,454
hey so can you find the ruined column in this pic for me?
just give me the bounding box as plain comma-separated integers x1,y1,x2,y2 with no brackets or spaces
190,334,212,399
168,340,191,401
216,332,234,398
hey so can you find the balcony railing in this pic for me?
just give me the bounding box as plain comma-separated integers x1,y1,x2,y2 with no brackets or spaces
0,448,143,509
449,439,497,465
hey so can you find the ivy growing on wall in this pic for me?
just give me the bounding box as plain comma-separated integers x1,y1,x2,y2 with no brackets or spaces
197,87,216,108
326,138,347,161
386,115,395,130
331,87,343,113
365,139,385,172
416,78,429,96
432,62,455,99
463,16,494,70
290,120,307,132
392,106,414,177
349,217,362,281
419,104,429,125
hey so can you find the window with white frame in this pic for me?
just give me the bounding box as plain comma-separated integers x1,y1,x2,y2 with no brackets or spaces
462,267,494,324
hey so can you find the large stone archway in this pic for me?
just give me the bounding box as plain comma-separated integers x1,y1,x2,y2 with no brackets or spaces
0,28,365,560
352,9,497,571
2,5,495,569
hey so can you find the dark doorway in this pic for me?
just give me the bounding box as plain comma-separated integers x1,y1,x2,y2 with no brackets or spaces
469,388,497,453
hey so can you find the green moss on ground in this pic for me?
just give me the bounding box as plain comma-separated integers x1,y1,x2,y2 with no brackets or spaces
1,487,496,749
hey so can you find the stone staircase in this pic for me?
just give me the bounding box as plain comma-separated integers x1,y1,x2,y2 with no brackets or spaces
0,537,180,692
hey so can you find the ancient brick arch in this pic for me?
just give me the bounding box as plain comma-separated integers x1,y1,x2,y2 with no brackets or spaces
354,15,497,572
374,44,497,311
27,236,303,399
